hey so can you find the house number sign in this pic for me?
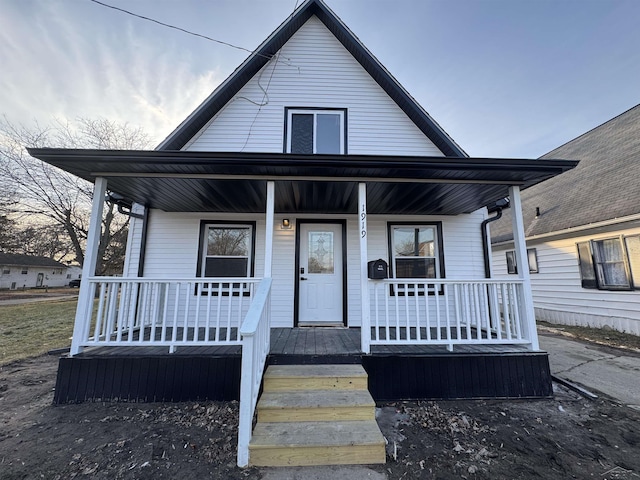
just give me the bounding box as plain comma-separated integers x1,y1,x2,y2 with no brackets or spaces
360,203,367,238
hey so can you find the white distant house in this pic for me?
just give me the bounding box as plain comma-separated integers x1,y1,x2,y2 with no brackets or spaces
0,253,68,289
65,264,83,282
491,104,640,336
28,0,577,468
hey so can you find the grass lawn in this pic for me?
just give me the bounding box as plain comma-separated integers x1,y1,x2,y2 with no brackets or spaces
538,320,640,350
0,299,77,365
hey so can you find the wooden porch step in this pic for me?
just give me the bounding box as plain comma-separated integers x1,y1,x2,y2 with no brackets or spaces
249,420,386,467
257,389,375,422
249,364,385,467
263,364,368,392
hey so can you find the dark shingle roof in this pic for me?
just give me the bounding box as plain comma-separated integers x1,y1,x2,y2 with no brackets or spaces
157,0,466,157
0,253,67,269
491,104,640,244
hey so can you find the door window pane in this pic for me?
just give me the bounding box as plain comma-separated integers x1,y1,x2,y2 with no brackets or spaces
308,231,334,274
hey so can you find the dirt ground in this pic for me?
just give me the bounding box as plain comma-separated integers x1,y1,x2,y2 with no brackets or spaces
1,354,640,479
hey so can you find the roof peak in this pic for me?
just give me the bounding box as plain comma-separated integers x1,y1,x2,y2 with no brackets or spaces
157,0,466,157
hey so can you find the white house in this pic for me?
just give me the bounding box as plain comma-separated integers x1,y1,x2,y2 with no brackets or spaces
0,253,68,289
29,0,577,467
491,104,640,336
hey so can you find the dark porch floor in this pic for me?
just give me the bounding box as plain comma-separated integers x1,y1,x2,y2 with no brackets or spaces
55,328,550,403
77,327,531,358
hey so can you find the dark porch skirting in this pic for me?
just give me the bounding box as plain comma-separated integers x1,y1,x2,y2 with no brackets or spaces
53,328,552,404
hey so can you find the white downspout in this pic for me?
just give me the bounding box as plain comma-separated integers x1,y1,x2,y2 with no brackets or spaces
70,177,107,356
509,185,539,351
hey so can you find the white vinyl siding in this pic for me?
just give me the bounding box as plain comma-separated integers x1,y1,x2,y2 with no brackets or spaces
140,209,487,327
492,227,640,335
122,203,145,277
185,16,443,156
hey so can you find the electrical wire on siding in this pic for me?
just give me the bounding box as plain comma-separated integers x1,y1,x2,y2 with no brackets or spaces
238,52,281,152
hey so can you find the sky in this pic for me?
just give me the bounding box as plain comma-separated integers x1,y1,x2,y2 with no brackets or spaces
1,0,639,158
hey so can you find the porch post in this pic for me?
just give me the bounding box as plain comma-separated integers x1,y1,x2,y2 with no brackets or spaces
509,185,539,350
70,177,107,356
264,181,275,278
358,183,371,354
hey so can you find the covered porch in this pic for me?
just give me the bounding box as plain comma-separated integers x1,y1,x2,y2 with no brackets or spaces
28,148,577,357
29,148,577,466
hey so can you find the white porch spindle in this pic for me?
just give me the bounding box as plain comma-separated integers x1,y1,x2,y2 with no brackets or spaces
358,183,371,354
70,177,107,356
264,181,275,278
509,185,539,350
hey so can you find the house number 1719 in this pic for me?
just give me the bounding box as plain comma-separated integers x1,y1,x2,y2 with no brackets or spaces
360,205,367,238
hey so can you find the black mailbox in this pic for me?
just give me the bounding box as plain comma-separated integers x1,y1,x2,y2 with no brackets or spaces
367,259,388,279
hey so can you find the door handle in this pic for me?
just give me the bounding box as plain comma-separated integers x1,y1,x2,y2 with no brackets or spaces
300,277,308,281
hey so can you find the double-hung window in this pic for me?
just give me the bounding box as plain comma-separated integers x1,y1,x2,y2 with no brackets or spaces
388,223,444,294
577,235,639,290
505,248,539,274
285,108,346,154
197,222,255,295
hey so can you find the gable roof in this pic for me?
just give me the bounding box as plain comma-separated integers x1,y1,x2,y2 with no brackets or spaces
490,103,640,244
157,0,466,157
0,253,67,269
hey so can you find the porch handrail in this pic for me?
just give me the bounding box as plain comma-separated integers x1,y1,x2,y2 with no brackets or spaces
74,276,262,354
237,277,272,468
368,278,529,350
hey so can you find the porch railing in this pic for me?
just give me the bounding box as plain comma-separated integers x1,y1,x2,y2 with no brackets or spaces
77,277,262,353
369,279,529,349
237,277,272,468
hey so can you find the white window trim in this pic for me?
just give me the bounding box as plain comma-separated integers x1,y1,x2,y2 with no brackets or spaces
388,223,444,279
285,108,345,154
199,223,254,278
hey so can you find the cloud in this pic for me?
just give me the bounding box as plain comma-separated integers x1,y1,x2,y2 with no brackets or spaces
0,0,225,145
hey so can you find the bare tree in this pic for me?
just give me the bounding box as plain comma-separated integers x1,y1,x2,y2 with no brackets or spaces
0,117,151,274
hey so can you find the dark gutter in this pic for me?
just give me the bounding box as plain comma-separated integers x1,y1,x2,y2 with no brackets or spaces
27,149,579,174
137,207,149,277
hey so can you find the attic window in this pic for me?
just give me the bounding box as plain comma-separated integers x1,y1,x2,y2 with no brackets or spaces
285,108,345,154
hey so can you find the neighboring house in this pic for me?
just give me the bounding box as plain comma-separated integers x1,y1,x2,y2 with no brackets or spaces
28,0,576,467
65,264,83,282
0,253,68,289
491,104,640,336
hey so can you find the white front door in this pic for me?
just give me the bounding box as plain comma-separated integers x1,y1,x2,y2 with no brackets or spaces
298,223,344,326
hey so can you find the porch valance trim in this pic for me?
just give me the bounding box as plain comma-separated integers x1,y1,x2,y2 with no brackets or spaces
27,149,578,215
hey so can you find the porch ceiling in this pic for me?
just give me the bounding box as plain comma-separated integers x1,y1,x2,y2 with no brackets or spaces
27,149,578,215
